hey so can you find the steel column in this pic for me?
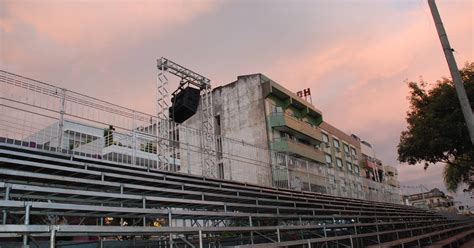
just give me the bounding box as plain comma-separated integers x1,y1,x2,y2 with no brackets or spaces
22,203,31,247
49,228,56,248
2,184,10,224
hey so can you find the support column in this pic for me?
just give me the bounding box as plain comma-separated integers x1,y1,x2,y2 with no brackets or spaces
249,216,254,244
198,229,203,248
23,203,31,248
49,228,56,248
141,197,147,227
277,227,281,242
306,161,312,192
57,89,66,152
2,184,11,224
168,208,173,247
285,154,291,189
375,215,381,244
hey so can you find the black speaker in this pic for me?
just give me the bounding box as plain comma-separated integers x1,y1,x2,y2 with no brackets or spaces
169,86,201,123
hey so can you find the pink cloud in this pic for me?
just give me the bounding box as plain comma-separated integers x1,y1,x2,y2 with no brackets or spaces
266,1,472,134
1,0,218,48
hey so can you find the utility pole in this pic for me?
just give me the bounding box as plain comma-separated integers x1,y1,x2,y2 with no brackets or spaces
428,0,474,145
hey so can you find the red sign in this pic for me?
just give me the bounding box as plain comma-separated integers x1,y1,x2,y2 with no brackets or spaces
297,88,311,97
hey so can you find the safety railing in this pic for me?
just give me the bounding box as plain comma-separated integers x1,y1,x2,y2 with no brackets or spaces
0,70,402,203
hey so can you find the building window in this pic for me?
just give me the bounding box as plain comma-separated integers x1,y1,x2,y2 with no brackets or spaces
340,179,346,187
350,147,357,156
329,175,336,184
325,153,332,164
343,144,349,153
347,162,352,171
217,162,224,179
354,166,360,174
333,138,340,148
322,133,329,143
336,158,343,167
272,105,283,113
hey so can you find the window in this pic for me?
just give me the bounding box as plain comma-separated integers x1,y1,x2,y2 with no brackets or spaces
340,179,346,187
322,133,329,143
343,144,349,153
272,105,283,113
325,153,332,164
354,166,360,174
336,158,343,167
333,138,340,148
350,147,357,156
347,162,352,171
329,175,336,184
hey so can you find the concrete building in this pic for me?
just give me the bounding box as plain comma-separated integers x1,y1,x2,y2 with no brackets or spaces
384,165,399,188
404,188,457,212
319,122,364,199
24,73,402,204
183,73,402,203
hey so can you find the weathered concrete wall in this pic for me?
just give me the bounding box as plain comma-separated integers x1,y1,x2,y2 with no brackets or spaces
213,75,269,147
179,74,272,186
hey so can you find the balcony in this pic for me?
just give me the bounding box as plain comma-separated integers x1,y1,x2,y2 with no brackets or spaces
270,113,322,144
386,177,399,187
271,138,325,163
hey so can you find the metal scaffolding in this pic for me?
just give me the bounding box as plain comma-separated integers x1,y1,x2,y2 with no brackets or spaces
156,58,216,178
157,58,171,171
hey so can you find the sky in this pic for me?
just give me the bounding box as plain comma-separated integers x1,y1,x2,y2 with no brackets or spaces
1,0,473,204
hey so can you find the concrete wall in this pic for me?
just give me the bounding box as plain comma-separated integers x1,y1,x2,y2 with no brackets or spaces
180,74,272,186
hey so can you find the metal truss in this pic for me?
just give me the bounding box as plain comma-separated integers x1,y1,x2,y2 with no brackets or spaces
157,59,171,171
156,57,216,178
200,85,217,178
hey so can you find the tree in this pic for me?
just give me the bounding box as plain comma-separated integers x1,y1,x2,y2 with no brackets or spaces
398,62,474,192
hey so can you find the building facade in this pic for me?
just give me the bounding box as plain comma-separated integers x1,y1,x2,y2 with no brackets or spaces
183,74,402,204
404,188,456,212
25,73,402,204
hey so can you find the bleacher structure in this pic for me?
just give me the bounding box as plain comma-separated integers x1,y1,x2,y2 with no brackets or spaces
0,143,473,248
0,70,473,247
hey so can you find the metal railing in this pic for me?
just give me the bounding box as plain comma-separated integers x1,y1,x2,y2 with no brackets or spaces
0,70,402,203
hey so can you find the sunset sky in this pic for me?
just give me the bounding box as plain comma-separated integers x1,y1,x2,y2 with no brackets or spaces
1,0,473,201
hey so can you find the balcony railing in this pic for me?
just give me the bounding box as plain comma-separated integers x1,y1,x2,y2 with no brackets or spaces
271,137,325,163
269,112,322,142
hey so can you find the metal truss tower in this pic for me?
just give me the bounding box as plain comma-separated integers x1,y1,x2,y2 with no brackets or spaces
156,57,217,177
156,59,171,171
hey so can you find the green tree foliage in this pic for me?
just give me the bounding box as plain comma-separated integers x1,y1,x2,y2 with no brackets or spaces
398,62,474,192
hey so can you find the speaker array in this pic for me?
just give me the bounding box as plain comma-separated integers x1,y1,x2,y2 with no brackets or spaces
169,86,201,123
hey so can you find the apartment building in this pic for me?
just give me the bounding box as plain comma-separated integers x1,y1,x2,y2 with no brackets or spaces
183,73,402,203
25,73,401,203
404,188,456,212
319,122,364,199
